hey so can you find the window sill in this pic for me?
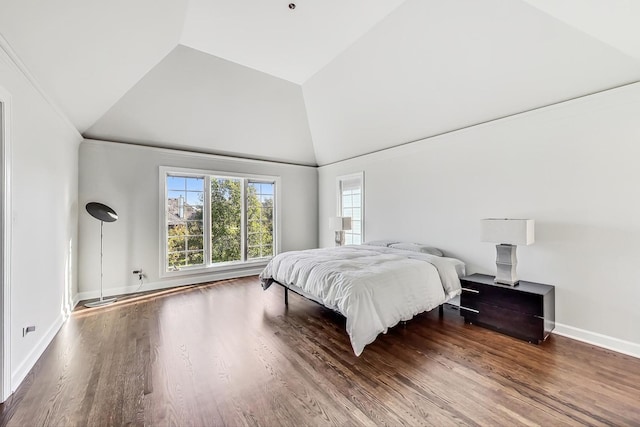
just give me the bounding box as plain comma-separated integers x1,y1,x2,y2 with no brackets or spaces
160,258,271,279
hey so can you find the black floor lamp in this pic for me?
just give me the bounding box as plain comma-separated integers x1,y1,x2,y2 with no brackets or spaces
85,202,118,308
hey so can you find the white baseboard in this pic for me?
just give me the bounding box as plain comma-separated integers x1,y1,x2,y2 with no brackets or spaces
11,313,66,391
554,323,640,359
72,293,81,310
74,267,264,306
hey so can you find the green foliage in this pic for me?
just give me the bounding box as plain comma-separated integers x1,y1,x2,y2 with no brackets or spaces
168,207,204,269
211,178,242,262
247,186,273,259
167,177,275,269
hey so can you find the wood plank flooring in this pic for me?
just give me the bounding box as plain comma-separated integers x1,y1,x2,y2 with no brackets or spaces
1,275,639,426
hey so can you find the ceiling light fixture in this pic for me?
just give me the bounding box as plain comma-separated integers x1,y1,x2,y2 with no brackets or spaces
288,3,296,10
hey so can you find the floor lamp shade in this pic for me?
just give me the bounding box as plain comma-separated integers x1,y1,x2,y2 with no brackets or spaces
84,202,118,308
481,219,534,285
86,202,118,222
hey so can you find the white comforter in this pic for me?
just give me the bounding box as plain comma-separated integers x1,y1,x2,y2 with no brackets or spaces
259,245,465,356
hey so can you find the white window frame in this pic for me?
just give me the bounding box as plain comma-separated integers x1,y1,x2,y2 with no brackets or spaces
159,166,280,277
336,171,364,245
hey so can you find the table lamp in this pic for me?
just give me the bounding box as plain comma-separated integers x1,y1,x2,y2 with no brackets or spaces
330,217,352,247
481,218,534,286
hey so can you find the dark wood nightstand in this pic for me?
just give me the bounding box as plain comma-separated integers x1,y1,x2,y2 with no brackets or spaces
459,273,555,343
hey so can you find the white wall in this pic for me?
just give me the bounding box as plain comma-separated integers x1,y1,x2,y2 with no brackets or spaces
78,140,318,299
0,40,82,391
318,83,640,357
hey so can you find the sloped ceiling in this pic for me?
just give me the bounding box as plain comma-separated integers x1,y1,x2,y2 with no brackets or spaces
522,0,640,61
303,0,640,165
180,0,407,84
1,0,640,166
85,45,316,166
0,0,189,132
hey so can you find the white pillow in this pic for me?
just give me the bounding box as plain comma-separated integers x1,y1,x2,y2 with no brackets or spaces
388,242,444,257
363,240,400,247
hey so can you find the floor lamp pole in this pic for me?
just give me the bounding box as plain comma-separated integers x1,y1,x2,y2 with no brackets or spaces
100,220,104,301
84,208,117,308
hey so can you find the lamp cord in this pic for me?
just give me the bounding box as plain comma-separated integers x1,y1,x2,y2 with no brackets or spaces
135,274,144,292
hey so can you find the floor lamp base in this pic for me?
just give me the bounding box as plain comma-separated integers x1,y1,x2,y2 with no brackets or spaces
84,297,117,308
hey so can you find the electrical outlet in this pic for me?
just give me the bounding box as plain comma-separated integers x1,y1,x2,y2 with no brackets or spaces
132,269,144,282
22,325,35,337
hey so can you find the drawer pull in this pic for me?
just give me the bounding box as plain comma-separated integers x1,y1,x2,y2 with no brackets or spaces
461,287,479,294
459,306,479,314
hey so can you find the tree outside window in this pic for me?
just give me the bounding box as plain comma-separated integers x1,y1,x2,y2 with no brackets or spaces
165,172,276,272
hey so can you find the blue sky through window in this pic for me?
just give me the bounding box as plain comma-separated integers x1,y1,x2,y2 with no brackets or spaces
167,175,204,206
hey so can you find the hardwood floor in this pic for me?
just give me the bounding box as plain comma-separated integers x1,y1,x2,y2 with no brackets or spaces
1,276,639,426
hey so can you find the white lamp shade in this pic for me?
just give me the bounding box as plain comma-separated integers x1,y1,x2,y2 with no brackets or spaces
329,216,352,231
481,219,534,245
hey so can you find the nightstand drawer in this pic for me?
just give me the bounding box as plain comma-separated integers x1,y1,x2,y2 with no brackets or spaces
462,301,545,343
459,274,554,344
461,281,543,317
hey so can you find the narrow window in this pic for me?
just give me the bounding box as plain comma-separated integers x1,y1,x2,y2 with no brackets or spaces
337,172,364,245
167,175,205,270
247,181,275,260
210,177,242,264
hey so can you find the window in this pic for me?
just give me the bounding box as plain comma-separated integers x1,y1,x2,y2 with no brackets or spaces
337,172,364,244
247,181,275,259
167,175,205,269
162,167,277,274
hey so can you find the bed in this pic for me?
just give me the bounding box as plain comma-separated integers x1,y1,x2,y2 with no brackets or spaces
259,244,466,356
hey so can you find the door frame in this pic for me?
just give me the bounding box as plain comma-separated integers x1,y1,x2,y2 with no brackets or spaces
0,86,13,402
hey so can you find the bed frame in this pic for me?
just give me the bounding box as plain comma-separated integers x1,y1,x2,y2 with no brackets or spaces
273,280,445,318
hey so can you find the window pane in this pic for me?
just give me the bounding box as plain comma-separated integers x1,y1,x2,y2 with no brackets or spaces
248,246,260,259
168,190,183,199
187,236,204,251
211,178,242,263
166,174,205,270
187,177,204,191
186,251,204,266
168,236,185,252
167,176,185,191
247,181,275,260
186,192,203,206
247,232,260,247
187,221,203,235
338,173,363,245
168,251,186,269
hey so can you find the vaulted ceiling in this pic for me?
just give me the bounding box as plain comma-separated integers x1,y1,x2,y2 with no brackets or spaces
1,0,639,166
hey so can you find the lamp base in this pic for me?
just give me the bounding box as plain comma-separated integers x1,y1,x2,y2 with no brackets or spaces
84,297,117,308
494,244,519,286
334,230,345,247
494,276,519,286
